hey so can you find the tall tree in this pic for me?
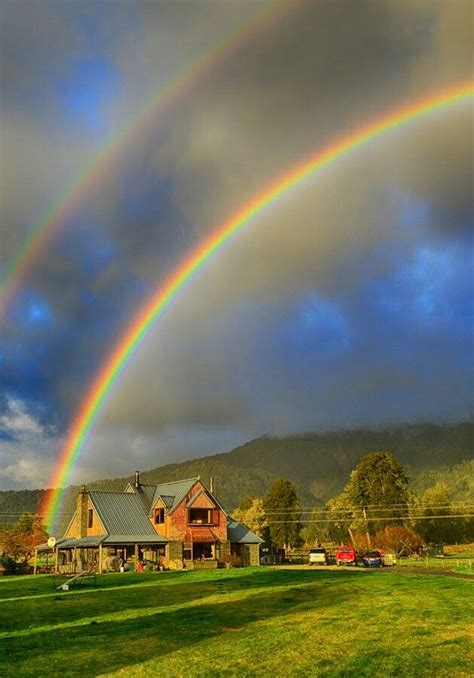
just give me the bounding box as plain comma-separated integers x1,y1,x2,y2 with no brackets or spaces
264,479,302,550
325,492,357,545
345,452,409,534
302,507,330,546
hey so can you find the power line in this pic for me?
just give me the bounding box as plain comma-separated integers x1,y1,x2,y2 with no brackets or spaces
262,514,474,524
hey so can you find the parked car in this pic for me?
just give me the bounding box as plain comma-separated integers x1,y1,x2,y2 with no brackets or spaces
362,550,383,567
336,546,357,566
309,547,327,565
381,551,397,566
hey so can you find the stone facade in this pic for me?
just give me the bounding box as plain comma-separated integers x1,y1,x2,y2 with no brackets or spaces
243,543,260,567
75,486,89,538
70,490,105,539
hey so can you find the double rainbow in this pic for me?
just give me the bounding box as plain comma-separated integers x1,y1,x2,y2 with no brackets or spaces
41,80,473,532
0,0,290,317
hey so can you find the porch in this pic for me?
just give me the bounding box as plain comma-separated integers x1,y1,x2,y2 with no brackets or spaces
34,536,167,574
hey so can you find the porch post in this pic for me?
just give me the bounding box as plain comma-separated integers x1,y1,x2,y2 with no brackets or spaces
33,548,38,575
54,547,59,574
98,543,103,573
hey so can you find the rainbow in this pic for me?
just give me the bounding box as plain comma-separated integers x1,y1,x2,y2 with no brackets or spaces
0,0,291,318
41,80,474,531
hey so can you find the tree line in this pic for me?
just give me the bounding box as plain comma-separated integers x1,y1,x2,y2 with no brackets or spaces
233,452,474,554
1,450,472,570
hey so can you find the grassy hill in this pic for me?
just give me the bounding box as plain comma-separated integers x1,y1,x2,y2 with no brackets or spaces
1,421,472,534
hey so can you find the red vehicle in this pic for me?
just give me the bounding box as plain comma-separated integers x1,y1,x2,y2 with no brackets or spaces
336,546,357,566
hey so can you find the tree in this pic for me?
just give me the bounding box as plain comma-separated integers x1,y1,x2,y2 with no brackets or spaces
325,492,357,545
264,479,302,550
233,497,268,538
302,507,330,545
0,513,47,565
414,482,466,544
344,452,409,534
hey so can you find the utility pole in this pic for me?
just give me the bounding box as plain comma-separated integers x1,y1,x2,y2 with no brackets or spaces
363,507,371,548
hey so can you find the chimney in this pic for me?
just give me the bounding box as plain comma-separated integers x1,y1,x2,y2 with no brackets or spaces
210,477,214,495
135,471,140,488
76,485,88,538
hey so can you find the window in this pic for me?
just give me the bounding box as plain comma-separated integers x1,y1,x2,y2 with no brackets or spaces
193,542,214,560
189,508,212,524
88,508,93,528
154,508,165,524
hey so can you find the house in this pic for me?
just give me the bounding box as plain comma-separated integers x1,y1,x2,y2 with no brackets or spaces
35,473,262,573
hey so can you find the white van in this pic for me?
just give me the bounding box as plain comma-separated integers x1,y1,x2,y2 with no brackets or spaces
309,547,327,565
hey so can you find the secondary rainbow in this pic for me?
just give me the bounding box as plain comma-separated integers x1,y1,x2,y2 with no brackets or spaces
0,0,291,318
42,80,474,531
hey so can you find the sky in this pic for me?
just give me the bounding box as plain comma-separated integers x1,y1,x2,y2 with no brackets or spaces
0,0,472,490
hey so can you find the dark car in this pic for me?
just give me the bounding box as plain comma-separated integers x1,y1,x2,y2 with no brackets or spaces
362,550,383,567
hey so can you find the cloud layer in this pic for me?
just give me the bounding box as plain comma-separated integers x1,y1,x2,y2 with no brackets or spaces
1,0,472,488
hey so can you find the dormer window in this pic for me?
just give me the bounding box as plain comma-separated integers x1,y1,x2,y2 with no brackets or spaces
189,508,212,525
88,508,93,528
154,508,165,524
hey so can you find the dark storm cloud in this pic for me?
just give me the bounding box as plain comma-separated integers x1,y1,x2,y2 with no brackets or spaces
0,0,472,487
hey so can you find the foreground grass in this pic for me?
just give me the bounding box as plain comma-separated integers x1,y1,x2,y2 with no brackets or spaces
0,568,472,677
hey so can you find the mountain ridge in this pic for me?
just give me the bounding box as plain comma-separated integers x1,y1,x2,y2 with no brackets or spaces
1,421,472,534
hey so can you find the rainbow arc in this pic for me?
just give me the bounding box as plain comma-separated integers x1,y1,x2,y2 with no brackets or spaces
41,80,474,532
0,0,290,317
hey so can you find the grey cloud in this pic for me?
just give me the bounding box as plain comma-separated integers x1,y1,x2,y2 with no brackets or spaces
1,0,472,485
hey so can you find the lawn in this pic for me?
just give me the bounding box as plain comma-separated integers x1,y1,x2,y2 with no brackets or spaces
0,567,472,677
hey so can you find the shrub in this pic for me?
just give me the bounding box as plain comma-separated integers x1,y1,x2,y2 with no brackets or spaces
220,553,242,568
0,554,23,575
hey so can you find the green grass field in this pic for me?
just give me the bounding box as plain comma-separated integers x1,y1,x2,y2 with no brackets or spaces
0,567,472,677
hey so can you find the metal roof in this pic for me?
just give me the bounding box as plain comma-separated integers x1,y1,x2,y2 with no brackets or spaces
103,533,167,544
58,536,106,548
90,491,162,539
35,536,105,550
124,483,156,511
35,538,68,551
158,495,175,508
136,484,157,510
149,477,199,515
227,517,264,544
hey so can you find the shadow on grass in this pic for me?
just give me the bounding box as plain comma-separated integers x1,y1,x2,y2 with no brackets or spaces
1,568,356,634
0,571,354,676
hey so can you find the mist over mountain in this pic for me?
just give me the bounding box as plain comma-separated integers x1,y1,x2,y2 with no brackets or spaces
1,422,472,535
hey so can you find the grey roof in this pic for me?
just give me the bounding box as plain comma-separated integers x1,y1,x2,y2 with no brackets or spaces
149,477,199,516
138,484,158,503
35,536,105,550
35,539,67,551
160,494,174,508
90,491,164,540
124,483,156,511
227,517,264,544
58,536,106,548
103,533,167,544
